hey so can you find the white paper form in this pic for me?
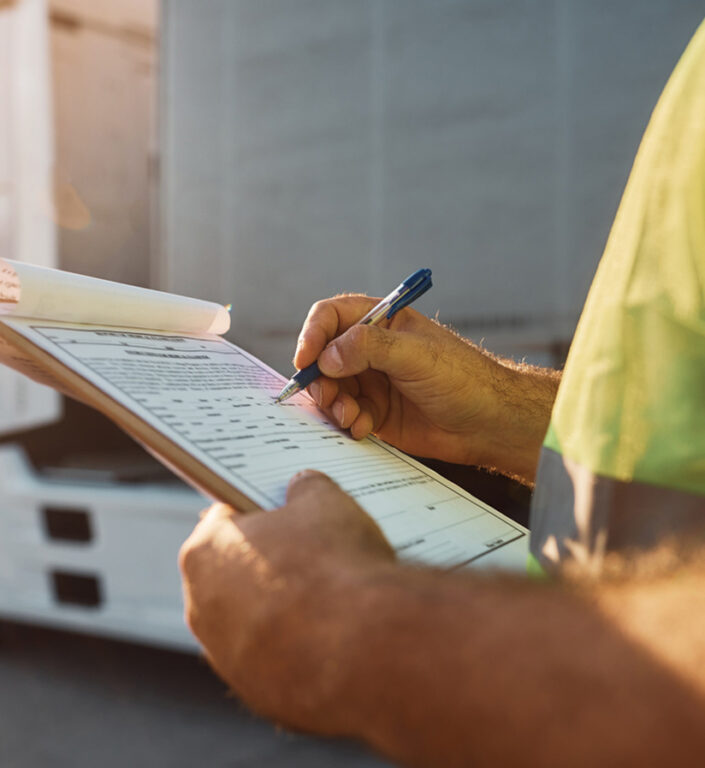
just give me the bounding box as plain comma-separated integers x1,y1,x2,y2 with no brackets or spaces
6,320,527,569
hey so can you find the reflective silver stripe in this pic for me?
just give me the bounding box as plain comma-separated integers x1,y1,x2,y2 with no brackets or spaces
530,447,705,572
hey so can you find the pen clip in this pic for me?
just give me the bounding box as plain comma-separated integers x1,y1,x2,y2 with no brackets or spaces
386,269,432,318
358,268,433,325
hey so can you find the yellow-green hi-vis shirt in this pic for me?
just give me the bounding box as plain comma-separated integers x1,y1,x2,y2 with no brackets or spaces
530,20,705,573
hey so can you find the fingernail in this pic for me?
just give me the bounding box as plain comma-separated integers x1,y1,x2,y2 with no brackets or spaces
333,400,345,425
309,380,322,405
320,343,343,374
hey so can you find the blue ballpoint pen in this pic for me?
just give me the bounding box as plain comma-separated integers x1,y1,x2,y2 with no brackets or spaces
275,268,433,404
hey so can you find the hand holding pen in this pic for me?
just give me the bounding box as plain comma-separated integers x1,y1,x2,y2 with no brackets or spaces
276,269,433,403
281,266,549,479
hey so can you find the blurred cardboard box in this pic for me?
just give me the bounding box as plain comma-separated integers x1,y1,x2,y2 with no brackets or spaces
0,0,59,434
49,0,157,287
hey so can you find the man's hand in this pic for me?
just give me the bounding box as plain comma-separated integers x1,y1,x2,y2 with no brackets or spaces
295,295,560,482
181,474,705,767
179,470,395,733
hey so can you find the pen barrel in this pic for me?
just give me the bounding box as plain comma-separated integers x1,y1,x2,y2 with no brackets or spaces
292,360,322,389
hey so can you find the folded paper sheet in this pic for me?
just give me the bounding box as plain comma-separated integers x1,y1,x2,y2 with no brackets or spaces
0,259,231,336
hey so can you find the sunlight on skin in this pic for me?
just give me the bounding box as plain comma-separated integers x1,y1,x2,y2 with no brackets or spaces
207,509,287,593
596,567,705,696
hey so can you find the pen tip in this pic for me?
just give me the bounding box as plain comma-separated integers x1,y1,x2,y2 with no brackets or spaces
275,381,299,404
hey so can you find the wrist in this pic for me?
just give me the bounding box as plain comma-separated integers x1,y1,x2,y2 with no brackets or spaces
470,356,559,482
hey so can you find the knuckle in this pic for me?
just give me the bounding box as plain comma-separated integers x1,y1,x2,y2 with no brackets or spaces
182,599,203,637
178,536,205,576
349,323,381,349
388,305,415,330
178,539,194,574
347,324,367,342
302,300,333,336
345,324,366,351
309,296,347,321
308,298,328,318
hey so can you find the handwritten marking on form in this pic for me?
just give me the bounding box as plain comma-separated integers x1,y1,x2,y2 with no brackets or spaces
0,259,20,305
31,326,525,567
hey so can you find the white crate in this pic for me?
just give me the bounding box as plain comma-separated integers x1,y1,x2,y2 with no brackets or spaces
0,444,205,651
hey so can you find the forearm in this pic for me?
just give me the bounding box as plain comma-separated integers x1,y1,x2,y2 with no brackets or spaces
270,563,705,768
472,353,561,483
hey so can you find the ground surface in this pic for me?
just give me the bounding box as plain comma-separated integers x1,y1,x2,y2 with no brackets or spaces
0,621,393,768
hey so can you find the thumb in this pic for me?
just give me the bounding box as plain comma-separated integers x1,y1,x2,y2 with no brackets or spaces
285,469,342,505
317,324,437,381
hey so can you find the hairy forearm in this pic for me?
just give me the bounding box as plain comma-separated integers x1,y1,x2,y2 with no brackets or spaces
474,352,561,483
268,563,705,768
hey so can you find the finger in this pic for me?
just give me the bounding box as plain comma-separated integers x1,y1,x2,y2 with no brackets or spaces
198,501,239,521
330,392,361,430
307,373,361,410
187,503,240,548
294,295,383,369
285,469,342,504
180,502,247,578
318,323,439,382
307,377,338,408
350,410,374,440
356,368,391,407
284,470,396,561
200,502,240,525
338,375,361,399
349,395,380,440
